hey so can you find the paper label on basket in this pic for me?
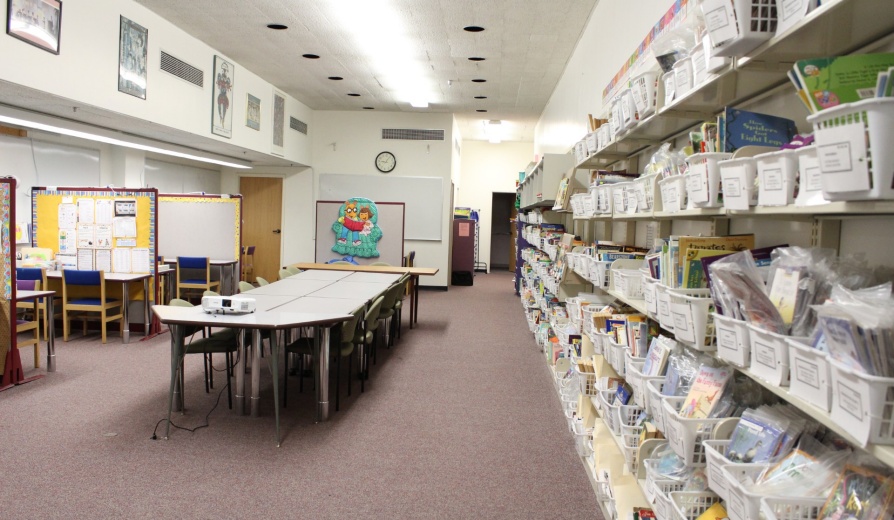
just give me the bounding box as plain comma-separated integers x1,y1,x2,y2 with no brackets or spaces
835,381,865,424
626,191,638,213
620,97,633,124
816,121,870,192
754,341,777,369
777,0,811,34
675,64,692,96
793,357,821,390
804,164,823,192
717,328,738,353
662,183,681,212
632,80,648,113
761,167,790,205
722,164,751,210
635,183,649,209
688,162,709,203
664,75,676,106
702,0,739,46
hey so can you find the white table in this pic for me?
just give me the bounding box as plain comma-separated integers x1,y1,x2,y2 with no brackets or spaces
48,270,152,344
345,272,403,284
243,279,335,297
17,289,57,372
309,281,394,301
290,270,354,282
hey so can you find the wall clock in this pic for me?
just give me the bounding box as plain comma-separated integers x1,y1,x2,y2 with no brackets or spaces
375,151,396,173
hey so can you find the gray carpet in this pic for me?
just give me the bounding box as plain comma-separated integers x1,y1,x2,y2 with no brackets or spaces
2,271,600,518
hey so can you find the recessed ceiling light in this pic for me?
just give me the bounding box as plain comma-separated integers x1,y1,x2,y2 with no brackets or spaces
474,96,487,99
463,26,485,32
468,57,485,61
347,93,361,97
472,79,486,83
328,76,344,81
476,109,487,113
363,107,375,110
266,23,288,30
302,54,320,59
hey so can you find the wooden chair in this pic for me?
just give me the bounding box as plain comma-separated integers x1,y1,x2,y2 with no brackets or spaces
61,270,124,344
241,246,256,282
176,256,220,301
16,267,57,340
16,279,41,367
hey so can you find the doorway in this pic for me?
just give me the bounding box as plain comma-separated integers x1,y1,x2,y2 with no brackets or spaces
490,192,517,271
240,177,283,283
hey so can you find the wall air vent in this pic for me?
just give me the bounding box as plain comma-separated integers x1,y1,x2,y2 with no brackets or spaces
290,116,308,134
381,128,445,141
160,51,204,88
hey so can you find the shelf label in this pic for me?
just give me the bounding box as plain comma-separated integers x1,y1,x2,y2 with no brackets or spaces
717,327,738,353
754,340,777,368
702,0,739,46
688,162,709,203
663,74,676,106
793,357,820,390
835,380,864,423
721,164,751,210
675,62,693,96
635,182,649,210
816,121,870,193
804,165,823,193
778,0,811,34
760,166,789,205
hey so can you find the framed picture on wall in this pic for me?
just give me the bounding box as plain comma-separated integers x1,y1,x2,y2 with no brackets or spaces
211,55,234,138
117,16,148,99
246,93,261,130
6,0,62,55
272,89,285,156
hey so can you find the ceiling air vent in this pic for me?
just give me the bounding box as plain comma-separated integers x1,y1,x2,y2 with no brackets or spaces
381,128,445,141
289,116,308,134
160,51,203,88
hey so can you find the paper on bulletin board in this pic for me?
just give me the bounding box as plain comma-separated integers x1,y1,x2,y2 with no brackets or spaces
58,203,77,230
113,248,132,273
59,229,76,254
113,217,137,237
95,199,113,225
77,249,94,270
77,198,95,224
77,223,95,248
95,249,112,272
131,248,150,273
95,225,112,249
57,255,76,269
15,221,30,244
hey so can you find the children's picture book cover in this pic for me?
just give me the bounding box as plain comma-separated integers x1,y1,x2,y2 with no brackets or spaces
681,365,733,419
819,465,894,520
331,197,383,258
795,52,894,112
719,107,798,153
725,414,785,464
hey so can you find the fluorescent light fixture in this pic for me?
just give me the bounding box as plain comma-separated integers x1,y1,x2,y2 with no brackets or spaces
0,105,253,169
328,0,436,108
484,119,503,144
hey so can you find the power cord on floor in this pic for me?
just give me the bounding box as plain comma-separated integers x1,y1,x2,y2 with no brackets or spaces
150,381,228,440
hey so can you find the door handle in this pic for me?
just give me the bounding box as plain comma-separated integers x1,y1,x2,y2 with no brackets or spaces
272,229,281,234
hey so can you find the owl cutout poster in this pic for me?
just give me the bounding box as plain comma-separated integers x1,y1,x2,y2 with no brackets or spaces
331,198,382,258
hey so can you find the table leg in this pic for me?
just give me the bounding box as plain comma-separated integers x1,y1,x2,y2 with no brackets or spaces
315,326,332,422
143,278,150,337
121,281,130,344
268,331,282,447
411,275,420,328
166,272,175,304
234,329,246,415
46,296,56,372
250,329,262,417
165,324,185,439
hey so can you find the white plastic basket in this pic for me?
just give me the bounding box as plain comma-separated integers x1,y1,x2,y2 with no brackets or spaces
658,174,687,213
571,420,594,457
619,402,645,430
608,338,628,375
669,491,723,520
829,358,894,446
808,98,894,201
594,184,614,214
631,71,660,118
720,157,759,210
626,359,662,408
592,329,613,356
793,145,827,206
646,379,669,434
593,468,613,502
643,273,659,316
653,489,677,520
598,389,621,435
609,96,623,138
713,313,752,367
685,152,732,208
662,70,676,106
703,0,777,57
656,283,675,333
787,337,831,412
703,439,734,501
622,432,641,472
723,463,771,520
667,288,715,351
691,44,707,87
760,496,826,520
673,57,694,99
574,361,600,397
590,259,613,289
612,182,631,214
644,458,688,506
597,124,612,151
615,269,645,300
618,88,638,132
756,149,798,206
748,324,809,387
585,132,598,158
633,173,658,213
662,396,727,466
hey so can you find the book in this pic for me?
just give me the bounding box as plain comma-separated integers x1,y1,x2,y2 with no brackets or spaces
677,235,755,289
641,338,671,377
819,465,894,520
718,107,798,153
680,365,733,419
794,52,894,112
695,503,728,520
725,412,786,463
682,247,735,289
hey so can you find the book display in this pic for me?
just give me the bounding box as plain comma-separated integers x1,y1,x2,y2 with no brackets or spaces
516,2,894,519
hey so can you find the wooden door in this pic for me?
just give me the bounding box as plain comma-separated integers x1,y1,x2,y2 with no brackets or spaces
240,177,283,283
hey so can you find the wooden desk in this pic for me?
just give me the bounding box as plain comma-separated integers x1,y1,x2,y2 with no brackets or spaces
291,263,438,328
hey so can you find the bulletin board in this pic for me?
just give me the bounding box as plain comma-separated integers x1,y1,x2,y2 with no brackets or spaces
158,194,241,262
0,178,14,381
314,200,405,266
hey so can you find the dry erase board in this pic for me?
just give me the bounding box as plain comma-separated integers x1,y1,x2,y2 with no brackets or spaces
315,200,404,266
157,195,241,262
318,174,442,240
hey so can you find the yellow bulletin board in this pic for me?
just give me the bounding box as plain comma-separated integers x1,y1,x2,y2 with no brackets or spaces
31,187,158,302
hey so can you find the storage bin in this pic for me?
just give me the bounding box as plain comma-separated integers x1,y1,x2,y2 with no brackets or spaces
723,463,772,520
612,181,632,214
669,491,723,520
662,396,727,466
667,288,715,351
756,149,798,206
582,188,596,216
585,132,598,158
702,439,734,501
631,71,660,118
673,57,694,99
644,458,687,505
787,338,831,412
609,97,623,138
598,389,621,435
760,496,826,520
748,323,808,387
684,152,732,208
702,0,777,57
653,490,677,520
594,184,613,214
808,98,894,200
626,358,662,409
829,358,894,446
608,338,628,375
571,420,594,457
702,34,730,74
618,88,638,132
597,123,612,151
662,70,676,106
720,156,759,210
690,44,707,87
619,402,645,429
633,173,658,213
615,269,645,300
656,283,675,333
622,432,641,472
713,313,751,367
589,258,613,289
646,379,669,434
642,273,659,316
658,174,687,213
793,145,827,206
574,359,600,397
620,182,640,215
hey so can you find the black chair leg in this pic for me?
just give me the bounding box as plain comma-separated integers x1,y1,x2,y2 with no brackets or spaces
299,354,304,393
335,351,341,412
209,354,214,389
226,351,233,410
283,350,289,409
347,353,352,397
203,354,210,393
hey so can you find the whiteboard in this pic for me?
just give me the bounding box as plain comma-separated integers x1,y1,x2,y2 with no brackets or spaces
319,174,442,240
315,201,404,266
158,195,241,262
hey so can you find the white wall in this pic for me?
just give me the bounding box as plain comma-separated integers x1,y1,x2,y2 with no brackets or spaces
0,0,312,166
311,111,455,287
535,0,674,155
455,141,533,272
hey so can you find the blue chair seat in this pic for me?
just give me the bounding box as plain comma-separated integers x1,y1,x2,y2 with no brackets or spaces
181,278,209,284
69,297,119,306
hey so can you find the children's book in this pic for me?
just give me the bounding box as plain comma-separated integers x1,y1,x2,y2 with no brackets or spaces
695,503,728,520
677,235,755,289
794,52,894,112
718,107,798,153
680,365,733,419
642,338,671,377
683,248,735,288
725,412,786,464
819,465,894,520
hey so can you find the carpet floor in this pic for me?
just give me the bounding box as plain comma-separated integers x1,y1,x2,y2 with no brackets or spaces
1,271,601,519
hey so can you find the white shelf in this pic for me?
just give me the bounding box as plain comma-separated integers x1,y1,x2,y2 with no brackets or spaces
606,289,649,316
574,200,894,222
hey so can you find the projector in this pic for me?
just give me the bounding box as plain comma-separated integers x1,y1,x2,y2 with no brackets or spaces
201,295,257,314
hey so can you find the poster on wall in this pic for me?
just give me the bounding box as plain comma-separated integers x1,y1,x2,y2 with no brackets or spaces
6,0,62,55
118,16,148,99
331,198,382,258
211,55,234,138
272,89,285,156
